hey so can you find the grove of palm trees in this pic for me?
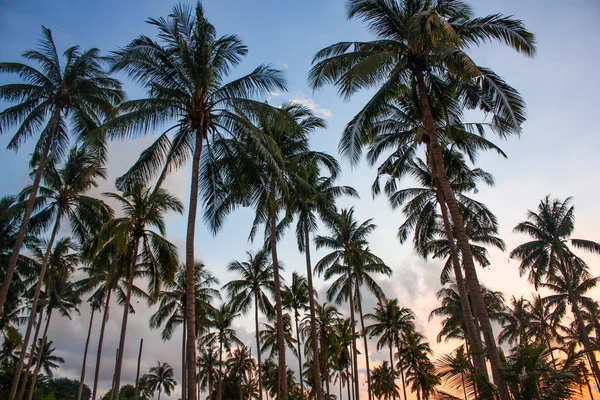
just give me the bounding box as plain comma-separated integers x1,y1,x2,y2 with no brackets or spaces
0,1,598,400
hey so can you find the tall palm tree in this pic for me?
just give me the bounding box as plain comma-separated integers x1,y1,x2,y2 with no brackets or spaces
0,27,123,314
150,262,219,400
260,313,297,362
102,184,182,400
498,296,532,347
226,345,258,400
289,150,358,400
397,330,438,400
107,5,286,396
210,103,327,400
366,297,415,398
223,249,274,400
371,362,400,400
527,294,563,365
315,207,392,400
29,339,64,377
201,303,242,400
510,196,600,384
147,361,177,400
282,271,310,395
309,3,536,397
76,296,102,400
10,147,110,400
197,344,220,399
25,237,81,400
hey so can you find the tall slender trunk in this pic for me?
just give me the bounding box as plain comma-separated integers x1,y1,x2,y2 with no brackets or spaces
27,308,53,400
10,215,61,400
347,370,352,400
77,308,96,400
339,372,343,400
388,345,395,400
186,128,204,400
17,308,45,400
356,285,372,400
414,71,509,400
435,192,488,378
217,341,223,400
0,108,60,315
134,338,143,400
255,295,264,400
349,290,360,400
158,388,162,400
112,237,140,400
294,309,304,396
92,289,111,400
269,199,288,400
396,346,407,400
182,318,187,400
304,226,323,400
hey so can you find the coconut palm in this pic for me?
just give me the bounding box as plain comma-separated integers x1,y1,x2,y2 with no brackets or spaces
107,5,286,396
397,330,438,400
260,313,297,362
209,103,327,400
76,296,102,400
29,339,64,377
371,362,400,400
226,345,257,400
315,207,392,400
511,196,600,384
0,27,123,315
9,146,111,400
102,184,182,400
197,344,219,399
201,303,242,400
147,361,177,400
223,249,274,400
282,272,310,395
527,294,564,364
498,296,533,347
288,150,358,400
150,262,219,399
366,297,415,398
310,2,536,397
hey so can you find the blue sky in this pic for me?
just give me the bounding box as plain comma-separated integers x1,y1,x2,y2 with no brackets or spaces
1,1,600,399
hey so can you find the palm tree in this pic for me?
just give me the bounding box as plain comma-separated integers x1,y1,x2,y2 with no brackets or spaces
150,262,219,399
510,196,600,384
436,346,477,400
223,249,274,400
309,3,536,397
197,344,220,399
76,296,102,400
107,6,286,396
527,294,563,365
210,103,327,400
226,345,257,400
315,207,392,400
397,330,439,400
371,362,400,400
366,298,415,398
289,150,358,400
29,339,64,377
498,296,532,347
260,313,297,362
102,184,182,400
0,27,123,316
147,362,177,400
24,237,81,400
201,303,242,400
10,146,111,400
282,272,310,395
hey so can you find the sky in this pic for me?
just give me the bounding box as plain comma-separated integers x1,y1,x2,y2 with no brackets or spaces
1,0,600,399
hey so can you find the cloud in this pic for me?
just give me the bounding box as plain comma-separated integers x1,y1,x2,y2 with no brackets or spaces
289,97,333,118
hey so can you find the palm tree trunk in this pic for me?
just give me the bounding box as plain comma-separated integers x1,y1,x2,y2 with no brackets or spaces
295,310,304,396
388,345,395,400
349,290,360,400
134,338,143,400
27,308,53,400
182,318,187,400
269,199,288,400
217,341,223,400
568,287,600,387
10,215,61,400
77,308,95,400
436,193,488,378
339,373,343,400
0,108,60,315
158,388,162,400
356,285,372,400
112,237,140,400
396,347,407,400
92,289,111,400
414,71,509,400
17,307,45,400
255,295,264,400
185,128,204,400
304,226,323,400
347,371,352,400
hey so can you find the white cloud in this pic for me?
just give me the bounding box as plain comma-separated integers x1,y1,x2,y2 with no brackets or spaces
289,96,333,118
